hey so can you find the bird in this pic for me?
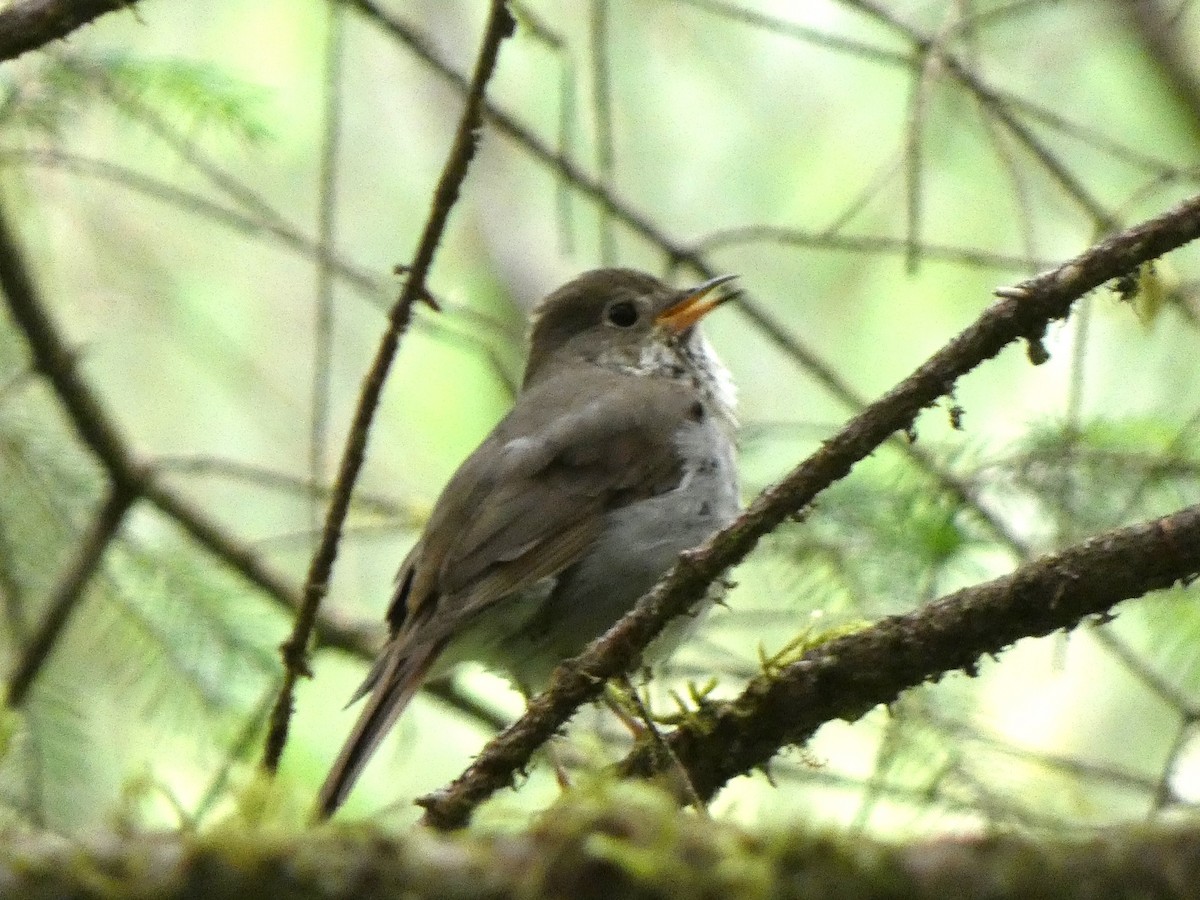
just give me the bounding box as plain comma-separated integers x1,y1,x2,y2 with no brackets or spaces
315,267,740,818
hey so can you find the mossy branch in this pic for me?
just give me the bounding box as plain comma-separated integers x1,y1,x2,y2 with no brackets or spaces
3,786,1200,899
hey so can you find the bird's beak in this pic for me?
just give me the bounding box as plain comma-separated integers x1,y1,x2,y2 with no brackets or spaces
655,274,739,334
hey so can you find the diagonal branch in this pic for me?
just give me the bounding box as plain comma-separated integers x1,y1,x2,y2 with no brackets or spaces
260,0,517,773
4,485,135,707
0,201,138,488
416,190,1200,830
1115,0,1200,143
0,0,136,63
618,503,1200,797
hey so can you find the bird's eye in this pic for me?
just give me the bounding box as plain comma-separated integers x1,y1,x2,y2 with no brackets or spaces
606,300,639,328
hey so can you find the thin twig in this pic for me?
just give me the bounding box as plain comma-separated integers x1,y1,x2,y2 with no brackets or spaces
972,90,1041,271
1090,625,1198,717
260,0,517,773
675,0,1195,180
5,485,135,706
1116,0,1200,143
839,0,1119,230
312,2,346,532
0,148,383,297
588,0,616,264
671,0,911,67
919,703,1161,796
690,225,1053,272
1152,719,1190,811
2,148,515,359
416,190,1200,829
902,26,936,272
153,455,420,521
617,675,708,815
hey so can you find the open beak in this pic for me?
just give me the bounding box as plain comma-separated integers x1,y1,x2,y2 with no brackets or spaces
655,274,739,334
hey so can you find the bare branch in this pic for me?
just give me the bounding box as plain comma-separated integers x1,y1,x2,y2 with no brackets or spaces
689,225,1053,272
0,0,135,63
310,1,347,530
839,0,1119,230
587,0,616,264
4,486,134,707
1116,0,1200,137
0,199,138,487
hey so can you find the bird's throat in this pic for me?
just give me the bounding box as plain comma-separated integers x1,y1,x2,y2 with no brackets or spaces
596,333,737,422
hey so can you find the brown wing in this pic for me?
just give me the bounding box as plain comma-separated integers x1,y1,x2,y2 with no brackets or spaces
315,369,698,819
391,367,697,634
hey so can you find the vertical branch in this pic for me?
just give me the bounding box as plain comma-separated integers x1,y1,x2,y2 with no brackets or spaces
508,5,578,255
904,7,963,272
972,98,1040,271
261,0,518,773
1057,296,1091,542
589,0,617,264
903,36,936,273
311,3,346,531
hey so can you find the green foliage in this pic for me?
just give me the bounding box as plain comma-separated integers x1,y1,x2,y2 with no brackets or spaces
0,53,271,144
96,56,274,145
1010,417,1200,529
528,779,775,900
0,319,285,830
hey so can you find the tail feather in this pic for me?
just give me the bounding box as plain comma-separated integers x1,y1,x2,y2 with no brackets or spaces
314,639,442,820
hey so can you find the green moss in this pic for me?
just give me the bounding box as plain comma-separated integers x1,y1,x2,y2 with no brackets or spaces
522,779,773,900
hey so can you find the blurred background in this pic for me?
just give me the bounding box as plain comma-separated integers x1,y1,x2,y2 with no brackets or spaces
1,0,1199,835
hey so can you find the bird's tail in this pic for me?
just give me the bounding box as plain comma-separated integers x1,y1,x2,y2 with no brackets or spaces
314,639,442,820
